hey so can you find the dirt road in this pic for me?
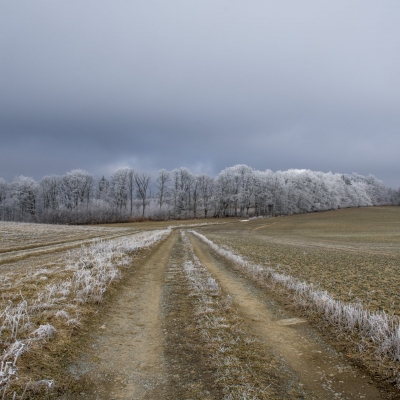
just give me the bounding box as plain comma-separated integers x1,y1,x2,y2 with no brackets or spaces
67,229,390,399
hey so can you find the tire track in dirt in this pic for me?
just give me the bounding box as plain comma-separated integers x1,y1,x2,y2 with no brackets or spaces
188,232,386,399
251,221,279,231
169,230,307,399
250,224,399,257
65,231,177,399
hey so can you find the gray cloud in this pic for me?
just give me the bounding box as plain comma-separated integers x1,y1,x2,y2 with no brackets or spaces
1,1,399,187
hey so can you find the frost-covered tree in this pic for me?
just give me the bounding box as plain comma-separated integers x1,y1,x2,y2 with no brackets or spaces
197,174,214,218
0,178,8,219
61,170,93,209
41,175,61,211
128,169,135,216
214,169,234,217
135,172,151,217
0,164,394,224
171,168,195,218
109,168,131,213
11,176,39,221
155,169,170,210
97,176,109,201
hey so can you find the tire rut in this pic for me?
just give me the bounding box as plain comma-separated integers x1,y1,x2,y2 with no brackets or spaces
163,230,306,399
65,231,176,399
188,231,386,400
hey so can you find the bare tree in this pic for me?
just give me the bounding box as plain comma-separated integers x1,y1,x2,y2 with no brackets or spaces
0,178,7,220
11,176,39,221
128,169,134,216
174,168,194,218
61,169,93,210
40,175,60,211
135,172,151,217
155,169,170,210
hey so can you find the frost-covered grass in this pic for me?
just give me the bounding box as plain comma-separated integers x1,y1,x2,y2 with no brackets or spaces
0,228,170,398
67,229,170,305
191,229,400,385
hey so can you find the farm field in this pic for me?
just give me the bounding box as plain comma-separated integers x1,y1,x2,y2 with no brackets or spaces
0,219,223,255
1,209,400,398
0,222,131,253
197,207,400,314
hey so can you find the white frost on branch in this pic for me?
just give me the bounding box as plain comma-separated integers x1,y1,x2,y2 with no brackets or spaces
0,165,397,223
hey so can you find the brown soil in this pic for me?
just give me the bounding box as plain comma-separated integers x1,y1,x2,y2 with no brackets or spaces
198,207,400,315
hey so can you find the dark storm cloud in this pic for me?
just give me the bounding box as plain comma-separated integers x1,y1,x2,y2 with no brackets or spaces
1,1,399,187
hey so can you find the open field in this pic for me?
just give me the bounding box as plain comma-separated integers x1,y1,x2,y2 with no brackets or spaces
0,219,226,253
192,207,400,391
1,209,400,398
197,207,400,314
0,222,132,253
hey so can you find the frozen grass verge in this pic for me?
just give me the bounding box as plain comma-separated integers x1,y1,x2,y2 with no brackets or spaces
66,230,169,304
0,228,171,398
190,230,400,385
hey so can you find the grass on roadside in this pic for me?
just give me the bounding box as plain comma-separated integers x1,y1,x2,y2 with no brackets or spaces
0,229,171,399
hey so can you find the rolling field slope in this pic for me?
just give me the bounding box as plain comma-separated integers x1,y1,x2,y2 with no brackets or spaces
197,207,400,314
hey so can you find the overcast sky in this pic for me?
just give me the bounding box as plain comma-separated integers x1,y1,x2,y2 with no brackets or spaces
1,1,399,188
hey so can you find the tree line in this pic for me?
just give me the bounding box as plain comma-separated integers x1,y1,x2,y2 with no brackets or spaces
0,165,398,224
